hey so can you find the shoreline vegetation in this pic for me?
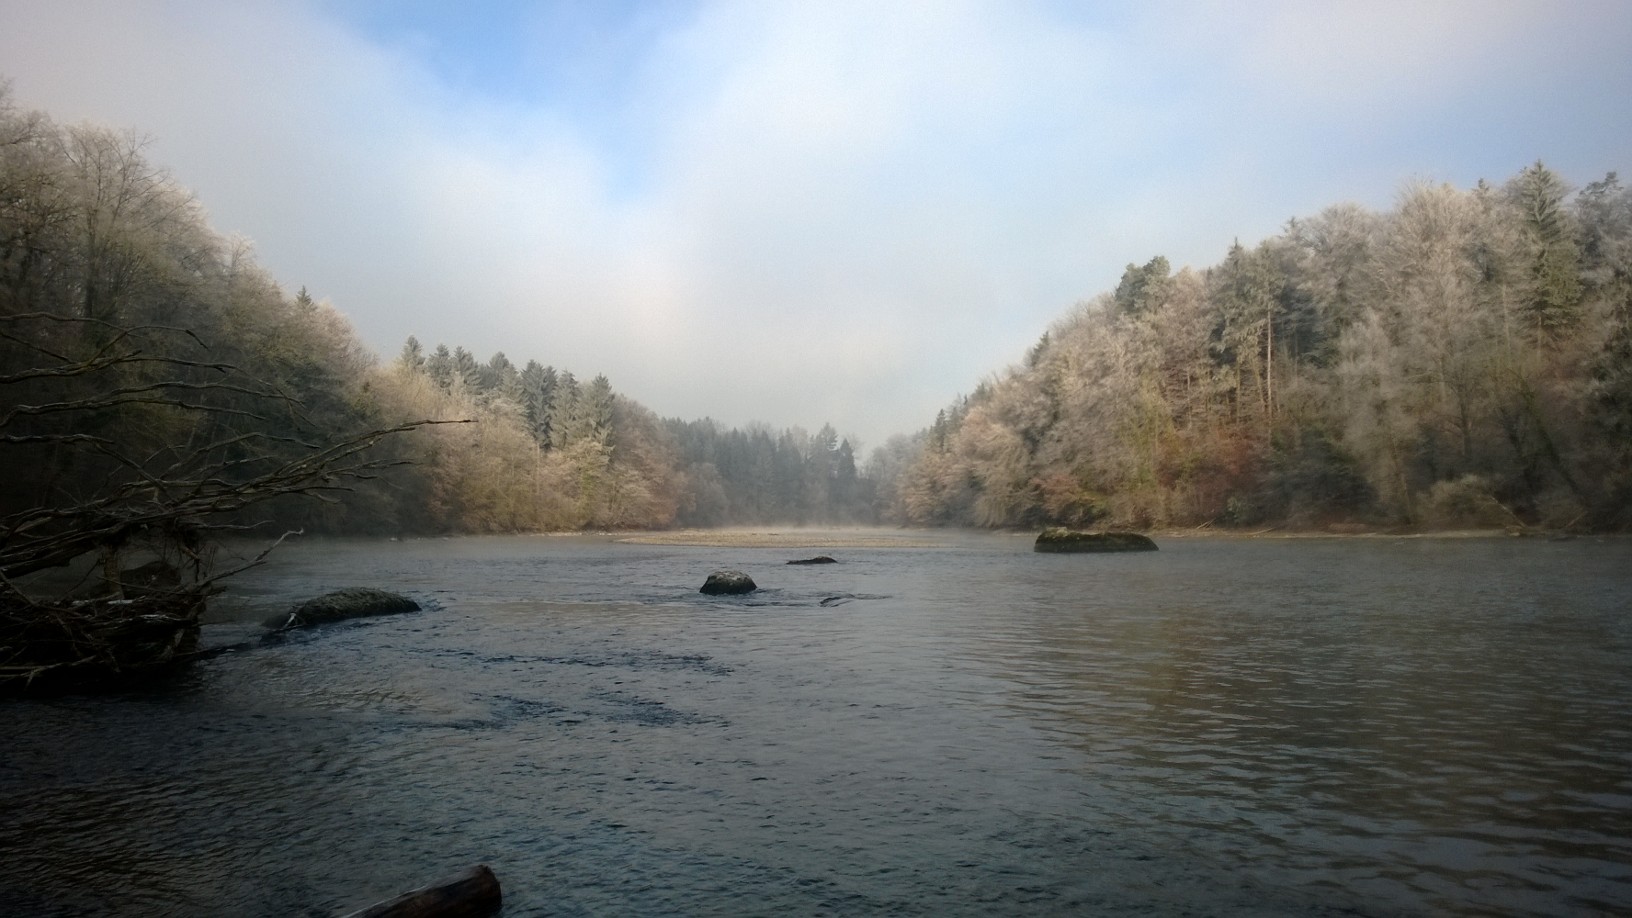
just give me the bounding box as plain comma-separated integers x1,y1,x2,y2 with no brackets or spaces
247,518,1627,546
201,524,1614,556
614,529,946,548
605,523,1592,549
5,89,1629,547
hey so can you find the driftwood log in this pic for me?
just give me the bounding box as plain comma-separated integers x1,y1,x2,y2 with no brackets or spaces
342,864,501,918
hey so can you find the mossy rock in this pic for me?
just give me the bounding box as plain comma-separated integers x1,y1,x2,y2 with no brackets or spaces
265,587,419,630
700,570,757,595
1034,528,1158,553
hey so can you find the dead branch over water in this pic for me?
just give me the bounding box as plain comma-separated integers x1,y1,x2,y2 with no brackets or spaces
0,313,458,693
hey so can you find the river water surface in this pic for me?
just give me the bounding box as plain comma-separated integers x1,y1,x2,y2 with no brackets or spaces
2,532,1629,916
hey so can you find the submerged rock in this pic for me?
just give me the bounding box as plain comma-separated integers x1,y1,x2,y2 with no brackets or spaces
1033,528,1158,553
700,570,757,595
265,587,420,630
787,556,838,565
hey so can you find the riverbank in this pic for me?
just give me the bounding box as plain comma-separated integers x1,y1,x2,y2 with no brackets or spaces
613,528,947,548
611,524,1617,549
1151,525,1616,541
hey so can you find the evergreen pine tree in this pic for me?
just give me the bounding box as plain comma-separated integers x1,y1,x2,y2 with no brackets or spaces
399,335,425,372
426,344,454,390
1508,161,1583,337
519,360,558,447
549,371,582,449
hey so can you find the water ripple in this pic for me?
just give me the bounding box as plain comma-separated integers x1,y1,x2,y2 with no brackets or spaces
2,534,1629,916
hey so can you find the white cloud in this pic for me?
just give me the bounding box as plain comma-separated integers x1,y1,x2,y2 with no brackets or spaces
3,0,1629,445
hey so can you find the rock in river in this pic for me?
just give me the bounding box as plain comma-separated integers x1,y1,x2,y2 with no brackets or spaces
265,587,420,630
700,570,758,595
1033,528,1159,553
787,556,838,565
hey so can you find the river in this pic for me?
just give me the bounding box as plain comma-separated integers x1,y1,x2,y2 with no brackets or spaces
2,531,1629,916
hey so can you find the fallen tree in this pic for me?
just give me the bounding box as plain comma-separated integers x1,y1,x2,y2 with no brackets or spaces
0,312,459,693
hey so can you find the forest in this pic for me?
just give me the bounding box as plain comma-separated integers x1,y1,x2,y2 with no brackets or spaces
0,87,874,549
4,86,1629,546
893,166,1632,531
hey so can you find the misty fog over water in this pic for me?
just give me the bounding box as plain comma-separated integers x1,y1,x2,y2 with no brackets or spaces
3,533,1628,916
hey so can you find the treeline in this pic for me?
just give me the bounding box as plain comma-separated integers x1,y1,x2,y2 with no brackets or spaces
385,340,877,528
664,419,873,526
894,164,1632,531
379,340,682,532
0,89,870,536
11,85,1628,535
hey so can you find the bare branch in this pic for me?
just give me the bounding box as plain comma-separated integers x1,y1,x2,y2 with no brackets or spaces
0,352,237,385
0,419,467,580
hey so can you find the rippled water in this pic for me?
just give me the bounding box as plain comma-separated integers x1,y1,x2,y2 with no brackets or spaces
3,533,1630,916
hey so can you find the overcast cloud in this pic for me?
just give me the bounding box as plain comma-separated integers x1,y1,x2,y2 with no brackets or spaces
3,0,1629,446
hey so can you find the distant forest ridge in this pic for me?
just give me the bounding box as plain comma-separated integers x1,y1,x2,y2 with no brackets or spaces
389,336,877,529
3,86,1628,533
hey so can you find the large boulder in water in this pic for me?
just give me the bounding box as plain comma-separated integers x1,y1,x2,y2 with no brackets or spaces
1034,528,1158,553
700,570,757,595
265,587,419,630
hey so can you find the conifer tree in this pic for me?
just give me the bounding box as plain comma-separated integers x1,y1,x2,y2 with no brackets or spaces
548,371,582,449
399,335,425,372
1508,161,1583,337
426,344,453,390
583,374,615,445
519,360,557,446
451,346,482,394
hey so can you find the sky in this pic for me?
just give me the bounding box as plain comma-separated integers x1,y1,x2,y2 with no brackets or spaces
3,0,1630,449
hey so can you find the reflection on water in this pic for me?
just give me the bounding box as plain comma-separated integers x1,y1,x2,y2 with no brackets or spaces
2,534,1629,916
956,541,1632,916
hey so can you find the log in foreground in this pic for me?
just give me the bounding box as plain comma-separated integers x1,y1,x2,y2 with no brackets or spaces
342,864,501,918
1034,528,1159,553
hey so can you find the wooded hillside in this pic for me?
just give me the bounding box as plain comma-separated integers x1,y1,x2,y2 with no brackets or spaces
0,90,863,536
8,87,1627,535
894,165,1632,531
